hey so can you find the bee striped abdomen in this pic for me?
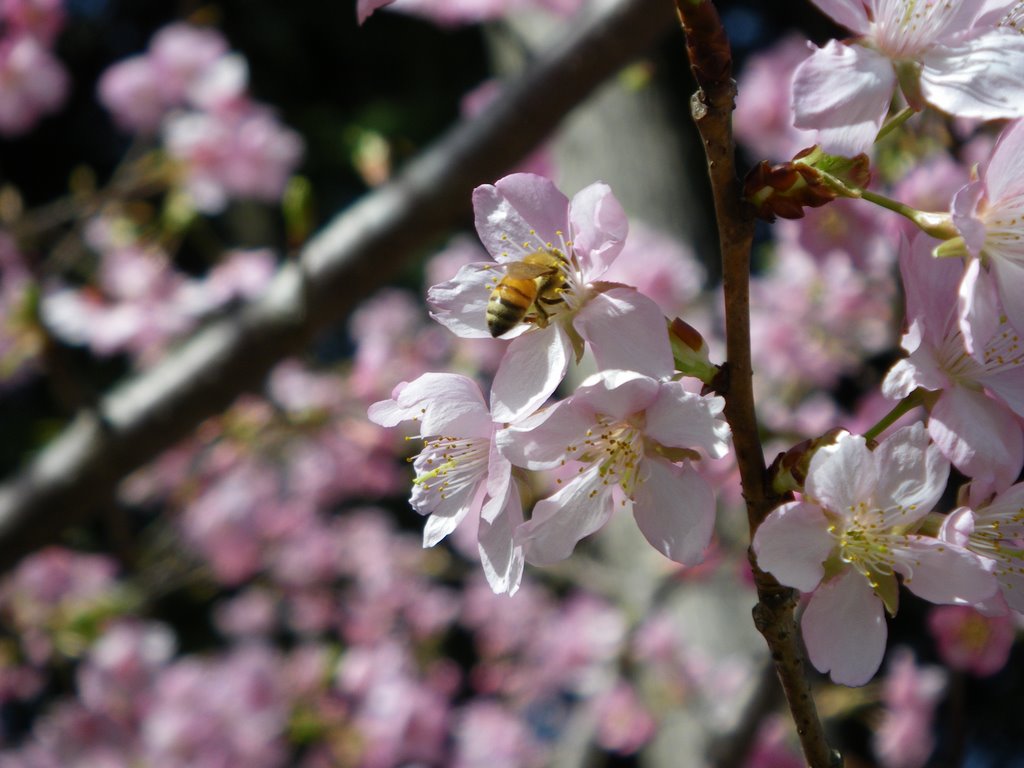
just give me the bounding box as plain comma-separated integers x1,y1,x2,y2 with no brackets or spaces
486,277,539,338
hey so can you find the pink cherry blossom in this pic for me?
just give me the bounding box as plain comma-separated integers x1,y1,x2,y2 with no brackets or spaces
883,234,1024,497
952,119,1024,344
163,107,304,213
927,604,1015,676
793,1,1024,155
98,56,166,133
0,33,68,136
498,369,729,566
148,23,229,106
753,424,997,686
428,173,672,422
368,372,526,595
940,480,1024,613
873,648,946,768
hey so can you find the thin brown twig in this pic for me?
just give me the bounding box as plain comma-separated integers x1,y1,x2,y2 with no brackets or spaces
673,1,842,766
0,0,678,570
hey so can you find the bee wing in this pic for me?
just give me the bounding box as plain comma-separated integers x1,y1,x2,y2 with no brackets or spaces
505,262,558,279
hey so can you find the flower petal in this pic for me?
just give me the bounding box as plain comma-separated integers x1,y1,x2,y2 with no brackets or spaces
427,261,506,339
574,287,673,381
957,257,1001,356
515,464,615,564
571,369,660,421
929,386,1023,494
792,41,895,156
872,423,948,515
473,174,570,262
568,182,628,281
982,119,1024,202
490,324,571,423
645,383,730,458
802,570,887,686
808,0,870,33
632,459,715,566
895,537,998,605
920,32,1024,120
804,432,878,513
496,400,593,470
478,481,525,596
990,256,1024,341
752,501,834,592
368,372,491,437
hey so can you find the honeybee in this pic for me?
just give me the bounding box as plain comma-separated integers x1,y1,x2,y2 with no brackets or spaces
486,251,568,338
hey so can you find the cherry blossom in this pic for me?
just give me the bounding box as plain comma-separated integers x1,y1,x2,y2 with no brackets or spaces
498,369,729,566
927,605,1015,676
429,173,672,422
368,372,526,595
793,0,1024,155
753,424,997,685
872,648,946,768
883,234,1024,497
952,119,1024,344
941,480,1024,613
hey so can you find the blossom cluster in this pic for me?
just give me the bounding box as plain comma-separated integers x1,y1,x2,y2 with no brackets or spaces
0,0,68,136
369,172,731,595
98,22,304,213
735,0,1024,693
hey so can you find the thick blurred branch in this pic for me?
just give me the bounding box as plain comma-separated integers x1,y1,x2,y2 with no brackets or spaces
675,2,842,767
0,0,677,570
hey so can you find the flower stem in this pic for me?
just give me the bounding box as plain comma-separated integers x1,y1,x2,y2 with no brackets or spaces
676,3,842,767
874,105,915,144
858,190,958,239
863,389,925,442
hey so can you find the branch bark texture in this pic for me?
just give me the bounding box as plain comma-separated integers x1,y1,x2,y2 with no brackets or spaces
0,0,677,569
674,2,842,766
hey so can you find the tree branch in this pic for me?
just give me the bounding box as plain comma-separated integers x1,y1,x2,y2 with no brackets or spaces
673,2,842,766
0,0,677,569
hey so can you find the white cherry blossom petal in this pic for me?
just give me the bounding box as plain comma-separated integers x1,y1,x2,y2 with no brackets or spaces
427,261,507,339
792,40,895,156
804,432,878,513
515,464,615,565
490,323,571,423
568,182,628,281
473,174,570,262
871,423,949,515
496,400,594,470
573,287,673,381
808,0,870,33
957,257,1001,356
990,256,1024,341
367,372,492,438
632,459,715,566
921,31,1024,120
478,481,525,596
752,501,834,592
644,384,729,458
982,119,1024,202
570,369,660,421
929,387,1023,493
895,536,998,605
802,570,887,687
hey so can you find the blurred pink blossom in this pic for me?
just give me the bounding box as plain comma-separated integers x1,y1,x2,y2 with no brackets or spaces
873,648,946,768
927,605,1015,676
0,34,68,135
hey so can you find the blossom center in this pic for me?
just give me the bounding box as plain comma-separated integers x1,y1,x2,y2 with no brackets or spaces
411,435,490,503
564,417,644,498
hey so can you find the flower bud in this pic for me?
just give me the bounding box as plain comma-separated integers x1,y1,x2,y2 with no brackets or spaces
668,317,717,383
